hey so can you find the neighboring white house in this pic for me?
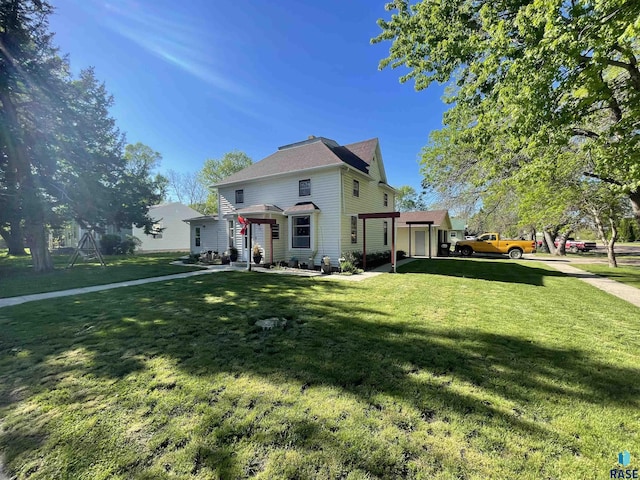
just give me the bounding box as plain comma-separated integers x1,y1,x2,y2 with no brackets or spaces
185,136,396,267
49,202,200,253
396,210,453,257
133,203,203,252
448,218,467,245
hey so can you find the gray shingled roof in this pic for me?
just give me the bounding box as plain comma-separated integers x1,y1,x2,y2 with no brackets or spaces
283,202,321,215
236,204,284,215
214,137,378,187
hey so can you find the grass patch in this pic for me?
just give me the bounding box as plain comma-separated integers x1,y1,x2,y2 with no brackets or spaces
0,251,202,298
0,258,639,478
572,263,640,289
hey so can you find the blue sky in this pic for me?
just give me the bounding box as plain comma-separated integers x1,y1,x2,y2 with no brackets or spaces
49,0,450,194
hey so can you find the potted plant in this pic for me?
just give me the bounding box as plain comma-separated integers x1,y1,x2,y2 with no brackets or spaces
322,256,331,274
252,244,263,264
289,256,299,268
229,247,238,262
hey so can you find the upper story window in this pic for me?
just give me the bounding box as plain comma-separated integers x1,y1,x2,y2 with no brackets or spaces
383,193,388,206
299,179,311,197
353,180,359,197
235,189,244,204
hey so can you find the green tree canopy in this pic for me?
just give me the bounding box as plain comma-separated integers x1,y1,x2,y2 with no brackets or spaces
0,1,167,271
198,151,253,214
374,0,640,226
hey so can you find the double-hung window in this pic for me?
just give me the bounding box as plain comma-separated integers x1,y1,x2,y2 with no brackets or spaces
235,189,244,204
353,180,359,197
384,193,388,207
299,179,311,196
292,216,310,248
195,227,201,247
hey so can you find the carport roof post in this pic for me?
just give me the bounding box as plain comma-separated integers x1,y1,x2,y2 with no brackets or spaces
357,212,400,272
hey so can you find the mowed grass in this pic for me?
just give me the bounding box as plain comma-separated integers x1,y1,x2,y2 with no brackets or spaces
572,263,640,289
0,258,639,479
0,251,202,298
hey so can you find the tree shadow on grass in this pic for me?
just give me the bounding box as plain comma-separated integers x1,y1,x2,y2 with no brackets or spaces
399,258,565,286
1,271,639,477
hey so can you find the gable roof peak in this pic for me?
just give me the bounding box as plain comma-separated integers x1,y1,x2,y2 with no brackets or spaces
278,136,339,151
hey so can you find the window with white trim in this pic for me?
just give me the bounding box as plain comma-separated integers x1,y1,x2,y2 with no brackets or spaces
353,180,359,197
351,216,357,244
383,221,388,246
292,216,310,248
299,179,311,196
235,189,244,203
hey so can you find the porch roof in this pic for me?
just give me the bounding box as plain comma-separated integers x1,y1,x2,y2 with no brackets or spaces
183,215,219,223
283,202,321,215
236,204,284,215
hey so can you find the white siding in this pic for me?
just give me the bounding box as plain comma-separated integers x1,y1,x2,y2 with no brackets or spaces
217,167,344,264
340,169,395,256
133,203,202,252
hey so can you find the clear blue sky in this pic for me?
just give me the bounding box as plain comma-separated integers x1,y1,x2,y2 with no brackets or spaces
49,0,450,193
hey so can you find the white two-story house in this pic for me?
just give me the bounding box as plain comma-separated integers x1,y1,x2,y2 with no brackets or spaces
185,136,396,266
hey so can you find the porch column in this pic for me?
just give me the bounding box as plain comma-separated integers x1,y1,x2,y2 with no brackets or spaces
247,223,252,271
269,224,273,265
409,225,412,258
392,216,396,273
428,224,432,259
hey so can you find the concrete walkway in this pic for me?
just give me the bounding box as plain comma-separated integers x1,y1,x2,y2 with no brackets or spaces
1,257,637,309
537,260,640,308
0,265,242,309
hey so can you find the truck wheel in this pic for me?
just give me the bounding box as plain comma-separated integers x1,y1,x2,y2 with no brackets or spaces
569,246,578,254
460,246,473,256
508,248,523,259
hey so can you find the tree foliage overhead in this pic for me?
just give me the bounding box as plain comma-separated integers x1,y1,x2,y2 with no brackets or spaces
0,0,166,270
198,151,253,214
373,0,640,225
200,151,253,186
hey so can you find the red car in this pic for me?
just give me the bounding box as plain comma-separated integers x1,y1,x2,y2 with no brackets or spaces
538,238,597,253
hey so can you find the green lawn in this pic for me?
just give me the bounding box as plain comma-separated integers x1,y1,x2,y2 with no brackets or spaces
0,251,202,298
572,263,640,289
0,258,639,479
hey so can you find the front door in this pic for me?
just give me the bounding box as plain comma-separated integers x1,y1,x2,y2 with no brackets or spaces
415,231,426,256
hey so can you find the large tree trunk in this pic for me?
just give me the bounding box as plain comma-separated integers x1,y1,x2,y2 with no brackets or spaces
0,90,53,271
0,224,27,255
24,221,52,272
592,207,618,268
554,232,568,256
543,229,557,254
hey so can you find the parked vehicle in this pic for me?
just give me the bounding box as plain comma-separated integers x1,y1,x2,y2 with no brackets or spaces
455,233,537,259
537,238,597,253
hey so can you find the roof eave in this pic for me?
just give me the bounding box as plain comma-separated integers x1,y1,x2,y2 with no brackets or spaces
212,163,342,189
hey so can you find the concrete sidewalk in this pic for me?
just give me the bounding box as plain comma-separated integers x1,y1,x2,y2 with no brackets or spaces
0,265,241,309
1,257,637,309
539,260,640,308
